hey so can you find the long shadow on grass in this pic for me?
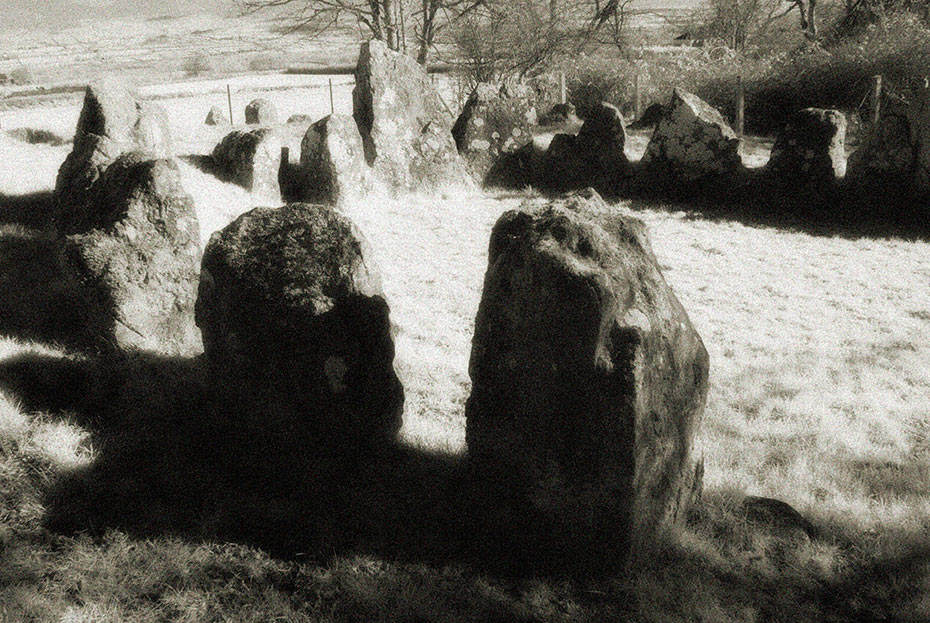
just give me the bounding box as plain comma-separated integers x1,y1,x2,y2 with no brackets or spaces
0,226,105,350
623,187,930,242
0,350,588,580
5,350,930,619
0,191,56,229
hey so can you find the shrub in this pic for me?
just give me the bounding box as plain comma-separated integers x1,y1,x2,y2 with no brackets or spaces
9,65,33,85
183,55,212,78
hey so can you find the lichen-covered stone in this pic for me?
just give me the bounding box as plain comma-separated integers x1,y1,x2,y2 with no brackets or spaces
245,98,278,125
56,77,173,223
767,108,847,184
195,202,403,448
353,40,470,192
299,113,372,205
466,189,708,563
205,105,228,126
641,89,743,183
452,82,537,183
62,152,201,355
211,128,282,201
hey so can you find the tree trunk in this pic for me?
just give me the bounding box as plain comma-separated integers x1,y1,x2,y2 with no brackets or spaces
807,0,817,37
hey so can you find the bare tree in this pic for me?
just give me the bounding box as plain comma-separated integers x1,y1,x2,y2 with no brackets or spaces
234,0,481,63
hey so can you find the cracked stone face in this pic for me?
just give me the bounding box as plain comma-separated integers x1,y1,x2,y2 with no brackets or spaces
641,88,742,182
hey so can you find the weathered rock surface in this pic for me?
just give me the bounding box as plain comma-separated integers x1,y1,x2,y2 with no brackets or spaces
56,77,173,221
452,82,536,183
541,102,630,195
62,152,201,354
299,113,372,205
353,40,470,191
641,89,743,183
539,103,581,127
211,128,282,201
847,88,930,200
466,189,708,562
205,105,228,125
767,108,846,184
287,113,314,124
628,102,665,130
196,202,403,448
245,98,278,125
485,135,548,189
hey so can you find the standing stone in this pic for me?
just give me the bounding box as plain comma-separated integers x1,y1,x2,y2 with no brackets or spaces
56,77,173,222
211,128,282,202
847,87,930,201
245,98,278,125
767,108,847,184
205,105,228,126
299,113,372,205
452,82,537,183
288,114,314,125
847,99,914,190
195,202,403,448
641,88,743,183
61,152,201,355
539,103,581,127
466,189,708,564
353,40,470,192
541,102,630,195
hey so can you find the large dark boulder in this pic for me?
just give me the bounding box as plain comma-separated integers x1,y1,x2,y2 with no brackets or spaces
195,202,403,449
541,102,630,195
56,77,173,223
245,98,278,125
641,88,743,184
211,128,282,201
452,83,536,183
299,113,372,205
61,152,202,355
466,189,708,566
353,40,470,192
767,108,846,185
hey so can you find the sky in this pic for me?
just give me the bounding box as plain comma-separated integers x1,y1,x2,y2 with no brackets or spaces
0,0,230,30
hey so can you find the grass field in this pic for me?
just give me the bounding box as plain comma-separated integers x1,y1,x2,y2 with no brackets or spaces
1,77,930,622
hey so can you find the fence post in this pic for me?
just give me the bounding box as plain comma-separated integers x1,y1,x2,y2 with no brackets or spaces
735,75,745,138
871,74,882,126
560,71,566,105
329,78,335,115
634,73,642,121
226,84,233,125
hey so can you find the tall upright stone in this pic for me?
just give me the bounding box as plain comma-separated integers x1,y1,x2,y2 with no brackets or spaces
299,113,372,205
466,189,708,566
767,108,847,185
353,40,470,192
195,203,403,449
55,77,173,222
641,88,743,184
847,87,930,201
452,82,537,184
61,152,201,355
